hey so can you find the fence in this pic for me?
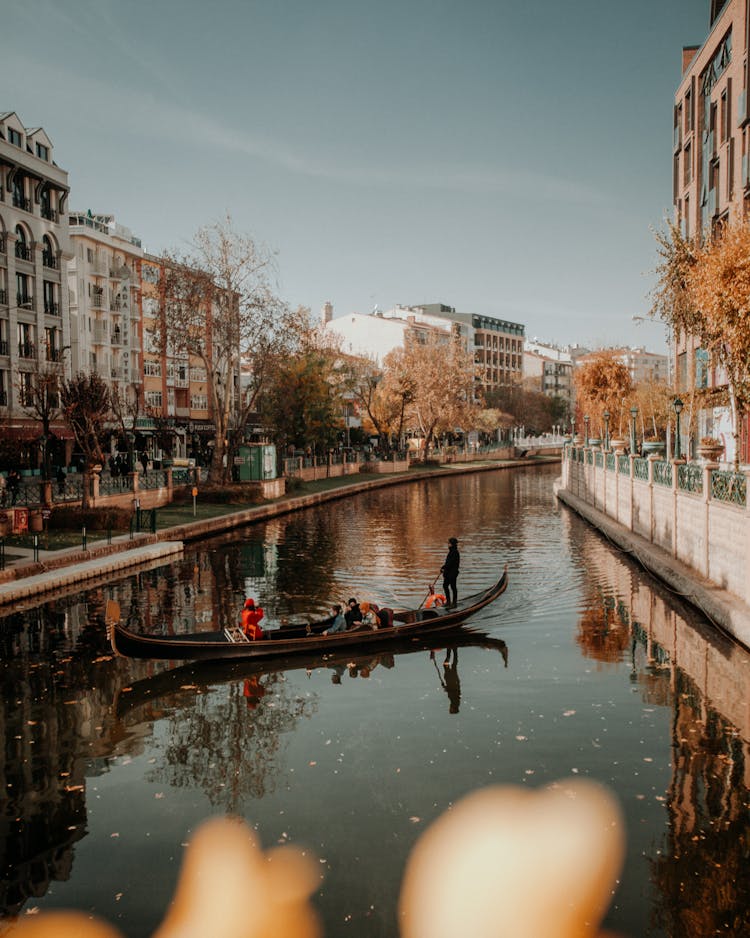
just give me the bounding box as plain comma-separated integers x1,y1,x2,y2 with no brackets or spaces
561,444,750,606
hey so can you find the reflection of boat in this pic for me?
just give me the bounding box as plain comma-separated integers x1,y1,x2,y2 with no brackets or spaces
113,628,510,720
108,567,509,662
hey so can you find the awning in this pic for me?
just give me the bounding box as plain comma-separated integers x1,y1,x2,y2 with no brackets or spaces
3,424,74,441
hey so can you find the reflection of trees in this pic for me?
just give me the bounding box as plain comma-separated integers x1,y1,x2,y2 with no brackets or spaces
651,669,750,936
145,674,317,809
575,593,631,663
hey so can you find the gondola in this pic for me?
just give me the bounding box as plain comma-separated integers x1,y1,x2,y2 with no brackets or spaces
108,565,508,663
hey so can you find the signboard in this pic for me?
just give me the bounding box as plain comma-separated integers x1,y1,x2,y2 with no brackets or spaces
13,508,28,534
191,487,198,497
42,509,51,521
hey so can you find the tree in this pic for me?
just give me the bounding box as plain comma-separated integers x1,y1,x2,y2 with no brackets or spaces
396,334,479,455
19,363,62,480
60,373,111,508
261,346,344,454
109,382,144,472
340,353,415,451
159,215,296,483
574,353,633,438
686,222,750,468
649,220,700,339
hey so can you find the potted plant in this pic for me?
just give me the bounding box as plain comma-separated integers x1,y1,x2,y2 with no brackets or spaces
697,436,724,461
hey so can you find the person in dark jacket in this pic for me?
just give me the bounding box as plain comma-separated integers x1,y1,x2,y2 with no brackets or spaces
441,537,460,606
344,598,363,629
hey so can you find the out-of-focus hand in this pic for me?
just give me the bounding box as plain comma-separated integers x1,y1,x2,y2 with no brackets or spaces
399,778,625,938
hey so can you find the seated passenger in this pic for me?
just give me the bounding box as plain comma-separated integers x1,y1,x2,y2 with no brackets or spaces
359,602,379,630
240,598,265,640
345,598,363,629
376,607,394,629
323,604,346,636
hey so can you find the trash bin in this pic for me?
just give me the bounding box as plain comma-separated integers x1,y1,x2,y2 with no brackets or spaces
29,510,43,533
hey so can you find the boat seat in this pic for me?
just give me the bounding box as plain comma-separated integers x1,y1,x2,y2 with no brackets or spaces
224,625,250,643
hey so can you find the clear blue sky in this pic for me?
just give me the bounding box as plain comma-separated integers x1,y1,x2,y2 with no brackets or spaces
5,0,710,351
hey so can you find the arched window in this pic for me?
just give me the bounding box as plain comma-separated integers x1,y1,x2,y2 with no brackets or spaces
42,235,57,269
14,225,31,261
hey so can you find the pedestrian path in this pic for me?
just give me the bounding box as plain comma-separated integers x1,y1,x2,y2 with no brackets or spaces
0,541,184,607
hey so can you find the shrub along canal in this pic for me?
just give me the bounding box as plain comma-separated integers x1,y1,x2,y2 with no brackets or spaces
0,463,748,937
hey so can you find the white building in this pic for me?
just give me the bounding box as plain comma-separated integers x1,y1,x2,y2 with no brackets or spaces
322,302,454,363
0,111,72,458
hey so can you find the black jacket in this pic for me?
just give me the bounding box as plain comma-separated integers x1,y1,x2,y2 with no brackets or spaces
442,545,460,577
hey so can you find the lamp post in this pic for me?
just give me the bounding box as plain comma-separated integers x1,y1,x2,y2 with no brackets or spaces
584,415,590,445
630,406,638,455
673,397,684,460
603,410,610,451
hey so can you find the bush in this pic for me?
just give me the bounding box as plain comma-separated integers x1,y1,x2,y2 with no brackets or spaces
48,506,132,532
171,482,265,506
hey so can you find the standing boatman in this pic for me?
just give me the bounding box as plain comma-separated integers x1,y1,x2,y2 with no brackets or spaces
441,537,460,607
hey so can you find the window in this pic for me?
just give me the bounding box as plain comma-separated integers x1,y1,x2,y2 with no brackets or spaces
18,371,33,406
35,142,49,161
87,248,94,263
145,390,163,409
142,264,160,283
8,128,21,147
190,393,208,410
683,142,692,186
144,360,162,377
189,366,207,382
43,280,57,315
721,89,728,141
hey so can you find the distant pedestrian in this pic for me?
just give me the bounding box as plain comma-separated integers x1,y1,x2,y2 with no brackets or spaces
140,452,149,474
7,469,20,506
56,465,66,496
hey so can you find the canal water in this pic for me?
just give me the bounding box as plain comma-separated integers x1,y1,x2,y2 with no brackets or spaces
0,464,749,937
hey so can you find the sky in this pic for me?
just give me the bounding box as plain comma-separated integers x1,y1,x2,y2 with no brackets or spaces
4,0,712,352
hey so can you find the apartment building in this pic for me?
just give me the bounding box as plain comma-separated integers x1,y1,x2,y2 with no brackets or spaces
0,111,72,460
523,346,574,416
673,0,750,457
141,254,214,463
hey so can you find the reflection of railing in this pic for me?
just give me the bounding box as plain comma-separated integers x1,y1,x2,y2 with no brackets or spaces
653,460,672,487
677,463,703,495
710,470,746,506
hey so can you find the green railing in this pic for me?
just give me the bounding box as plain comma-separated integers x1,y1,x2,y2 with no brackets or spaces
653,460,673,487
594,451,603,467
710,470,747,506
618,455,630,475
633,457,649,481
586,449,593,465
677,463,703,495
605,453,616,472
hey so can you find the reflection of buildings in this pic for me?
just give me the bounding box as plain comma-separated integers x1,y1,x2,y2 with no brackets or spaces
570,514,750,935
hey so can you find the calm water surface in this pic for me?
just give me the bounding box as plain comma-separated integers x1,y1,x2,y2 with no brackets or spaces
0,465,749,937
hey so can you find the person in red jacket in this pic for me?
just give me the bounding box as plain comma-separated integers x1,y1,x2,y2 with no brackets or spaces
240,598,265,640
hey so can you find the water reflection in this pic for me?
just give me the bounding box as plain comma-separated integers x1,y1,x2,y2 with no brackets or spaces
0,468,749,936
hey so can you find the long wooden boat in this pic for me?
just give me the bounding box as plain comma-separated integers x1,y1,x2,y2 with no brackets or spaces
108,565,508,662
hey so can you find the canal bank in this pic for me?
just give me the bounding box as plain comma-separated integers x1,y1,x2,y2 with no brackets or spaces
555,481,750,651
0,456,557,606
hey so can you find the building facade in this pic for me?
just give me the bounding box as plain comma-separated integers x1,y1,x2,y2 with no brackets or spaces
673,0,750,460
0,111,72,460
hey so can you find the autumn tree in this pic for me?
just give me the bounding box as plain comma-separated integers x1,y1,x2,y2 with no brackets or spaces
340,353,416,451
19,363,62,479
159,215,297,483
574,353,633,439
60,373,111,507
631,379,673,441
686,222,750,468
109,382,144,472
649,220,700,339
395,333,479,455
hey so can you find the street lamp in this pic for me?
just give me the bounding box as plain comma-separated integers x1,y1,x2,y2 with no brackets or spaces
584,414,590,445
673,397,684,460
603,410,610,451
630,405,638,455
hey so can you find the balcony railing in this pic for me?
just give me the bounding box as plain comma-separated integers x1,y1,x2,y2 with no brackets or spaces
16,294,34,311
40,206,59,222
42,252,59,269
18,342,35,359
12,195,31,212
91,293,105,309
46,347,62,362
0,237,5,254
44,301,60,316
111,366,124,379
0,341,8,356
15,243,32,261
111,330,123,346
0,290,6,306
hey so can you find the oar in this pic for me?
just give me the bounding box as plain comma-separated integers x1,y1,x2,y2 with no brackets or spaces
418,573,441,609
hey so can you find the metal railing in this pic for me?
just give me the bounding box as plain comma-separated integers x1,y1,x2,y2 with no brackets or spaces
677,463,703,495
140,470,167,490
652,460,673,487
633,457,649,481
710,470,747,506
618,454,630,475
